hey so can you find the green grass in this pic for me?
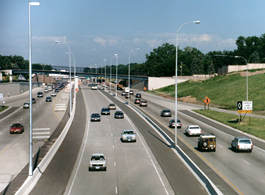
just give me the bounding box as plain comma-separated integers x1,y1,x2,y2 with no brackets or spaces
195,109,265,140
154,73,265,111
0,106,8,112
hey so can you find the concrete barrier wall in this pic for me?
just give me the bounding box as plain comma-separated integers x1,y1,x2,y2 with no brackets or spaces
0,83,40,97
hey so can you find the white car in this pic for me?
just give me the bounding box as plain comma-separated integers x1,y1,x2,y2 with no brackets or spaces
185,125,202,136
89,153,106,171
91,85,98,90
121,130,136,142
51,92,57,97
231,137,253,152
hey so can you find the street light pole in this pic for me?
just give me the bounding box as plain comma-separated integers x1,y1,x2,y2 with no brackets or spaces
28,1,40,176
175,20,200,146
114,54,118,96
95,64,97,84
104,59,107,91
110,58,112,93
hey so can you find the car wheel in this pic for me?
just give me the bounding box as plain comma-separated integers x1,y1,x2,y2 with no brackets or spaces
213,148,216,152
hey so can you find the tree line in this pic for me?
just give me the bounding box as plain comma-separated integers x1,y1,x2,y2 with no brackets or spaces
0,54,52,71
2,34,265,76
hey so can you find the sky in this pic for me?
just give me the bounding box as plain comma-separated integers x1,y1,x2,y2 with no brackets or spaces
1,0,265,68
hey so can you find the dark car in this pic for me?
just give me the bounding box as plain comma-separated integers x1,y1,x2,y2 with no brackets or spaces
46,96,52,102
37,91,43,98
55,88,60,93
10,123,24,134
114,111,124,119
135,93,141,98
91,113,101,122
134,98,141,104
169,119,182,128
125,93,130,99
160,109,171,117
121,92,126,96
198,134,216,152
32,98,36,104
101,108,110,115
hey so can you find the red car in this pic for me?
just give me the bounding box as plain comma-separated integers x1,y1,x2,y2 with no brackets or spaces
10,123,24,134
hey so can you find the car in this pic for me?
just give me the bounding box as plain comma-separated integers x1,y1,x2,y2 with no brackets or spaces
135,93,141,98
101,108,110,115
89,153,106,171
121,92,126,96
169,119,182,128
44,88,49,93
55,88,60,93
140,99,147,107
108,103,116,110
129,90,134,95
91,113,101,122
37,91,43,98
198,134,216,152
121,130,136,142
32,98,36,104
125,93,130,99
51,92,57,97
10,123,24,134
231,137,253,152
91,84,98,90
114,111,124,119
23,102,29,109
160,109,171,117
46,96,52,102
185,125,202,136
134,98,141,104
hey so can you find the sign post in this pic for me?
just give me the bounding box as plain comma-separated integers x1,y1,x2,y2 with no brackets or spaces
237,100,253,122
203,96,211,110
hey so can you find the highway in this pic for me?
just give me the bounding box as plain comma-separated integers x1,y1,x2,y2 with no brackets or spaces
64,86,176,195
122,90,265,195
0,86,68,192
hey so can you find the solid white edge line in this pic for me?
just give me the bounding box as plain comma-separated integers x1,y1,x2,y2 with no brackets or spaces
128,104,222,195
187,110,265,152
104,91,222,195
126,109,171,195
99,90,172,195
0,107,22,122
64,89,90,195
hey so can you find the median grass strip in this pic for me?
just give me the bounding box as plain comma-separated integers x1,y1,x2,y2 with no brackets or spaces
154,73,265,111
0,106,8,112
195,109,265,140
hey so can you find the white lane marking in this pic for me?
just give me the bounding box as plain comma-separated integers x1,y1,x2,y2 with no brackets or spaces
112,145,115,150
129,105,222,195
243,159,250,166
115,186,118,194
65,120,90,195
126,113,170,195
99,90,171,195
114,161,116,167
0,107,22,122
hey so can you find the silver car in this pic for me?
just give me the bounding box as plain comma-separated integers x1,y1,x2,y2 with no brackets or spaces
231,137,253,152
89,153,106,171
121,130,136,142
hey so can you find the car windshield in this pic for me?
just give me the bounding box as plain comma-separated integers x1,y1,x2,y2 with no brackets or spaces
124,131,134,134
109,104,115,106
239,139,251,144
190,126,199,129
164,110,170,112
91,155,104,160
92,114,99,117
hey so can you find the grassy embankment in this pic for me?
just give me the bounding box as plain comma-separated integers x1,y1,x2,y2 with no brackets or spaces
153,73,265,140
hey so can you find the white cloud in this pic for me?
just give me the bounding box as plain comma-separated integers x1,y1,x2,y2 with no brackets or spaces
32,36,65,42
93,36,118,46
93,37,107,46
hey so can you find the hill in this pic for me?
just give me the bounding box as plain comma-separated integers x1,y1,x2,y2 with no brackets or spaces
154,73,265,112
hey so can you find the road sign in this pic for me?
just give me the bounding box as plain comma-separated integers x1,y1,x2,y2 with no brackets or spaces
237,100,253,113
203,96,210,105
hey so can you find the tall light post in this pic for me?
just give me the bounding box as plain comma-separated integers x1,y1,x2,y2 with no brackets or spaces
114,54,118,96
55,39,73,114
128,48,140,92
28,1,40,176
175,20,200,146
110,57,112,93
95,64,97,83
104,59,107,91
